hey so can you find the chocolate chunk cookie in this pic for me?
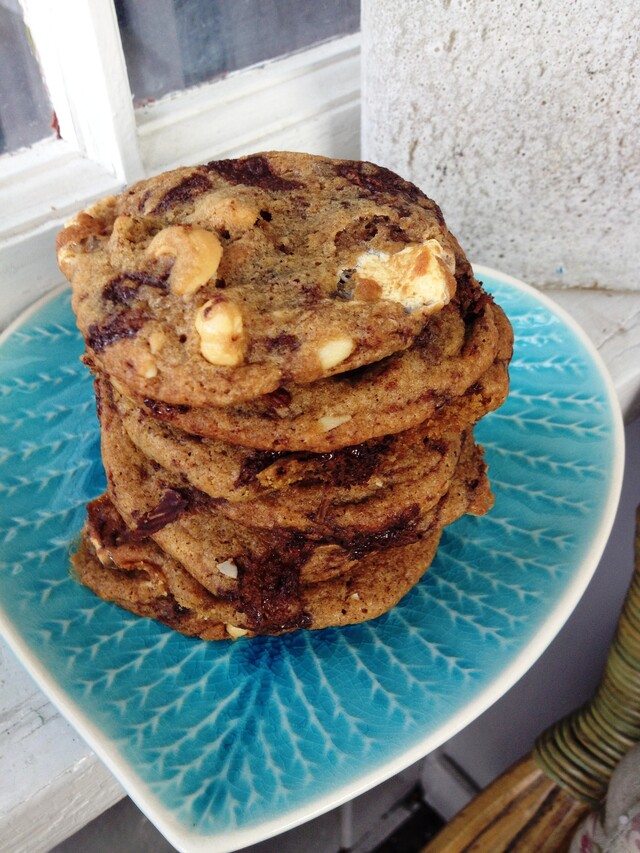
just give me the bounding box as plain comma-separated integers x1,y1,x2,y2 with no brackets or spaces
63,151,513,640
58,152,461,408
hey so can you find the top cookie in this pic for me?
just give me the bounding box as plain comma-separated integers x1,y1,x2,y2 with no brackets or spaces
57,152,459,407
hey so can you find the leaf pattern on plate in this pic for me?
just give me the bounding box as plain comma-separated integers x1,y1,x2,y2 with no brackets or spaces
0,276,622,849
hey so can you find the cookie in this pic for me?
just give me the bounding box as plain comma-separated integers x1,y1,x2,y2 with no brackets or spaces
63,151,514,641
121,296,512,452
58,152,463,408
75,494,444,638
75,494,238,640
98,388,492,594
110,377,466,529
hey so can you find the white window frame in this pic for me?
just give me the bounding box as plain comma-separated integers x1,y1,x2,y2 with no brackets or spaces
0,0,361,330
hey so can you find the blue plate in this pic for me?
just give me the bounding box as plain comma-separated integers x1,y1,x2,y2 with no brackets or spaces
0,267,623,852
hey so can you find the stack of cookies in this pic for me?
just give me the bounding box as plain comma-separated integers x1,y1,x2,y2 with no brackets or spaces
57,152,513,640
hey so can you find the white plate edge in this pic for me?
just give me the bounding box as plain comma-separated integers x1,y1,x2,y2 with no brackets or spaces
0,266,626,852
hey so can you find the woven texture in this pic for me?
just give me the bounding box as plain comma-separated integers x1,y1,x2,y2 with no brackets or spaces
534,506,640,805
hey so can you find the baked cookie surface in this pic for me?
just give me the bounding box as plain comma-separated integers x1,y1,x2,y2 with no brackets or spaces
126,295,513,451
84,409,492,636
75,494,444,639
58,152,461,408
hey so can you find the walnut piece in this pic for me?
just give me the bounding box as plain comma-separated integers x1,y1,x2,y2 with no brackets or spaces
56,208,112,276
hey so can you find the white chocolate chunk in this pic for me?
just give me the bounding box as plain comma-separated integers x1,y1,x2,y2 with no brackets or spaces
354,239,456,312
147,225,223,295
217,559,238,579
226,623,249,639
317,336,355,370
195,300,246,366
317,414,352,432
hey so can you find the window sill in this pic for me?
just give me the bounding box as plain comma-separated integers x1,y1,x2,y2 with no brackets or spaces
0,34,361,333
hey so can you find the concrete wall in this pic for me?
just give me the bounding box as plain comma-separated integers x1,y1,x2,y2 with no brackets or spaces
361,0,640,291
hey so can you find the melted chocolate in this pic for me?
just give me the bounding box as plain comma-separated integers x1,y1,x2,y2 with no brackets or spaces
464,381,484,398
150,594,191,627
206,155,305,192
152,172,213,213
323,439,391,487
335,161,424,203
261,387,292,409
142,398,191,418
340,504,422,559
88,310,148,353
233,544,313,634
333,215,412,250
130,489,188,537
268,332,300,353
235,449,286,487
236,435,390,489
454,270,493,318
103,271,169,305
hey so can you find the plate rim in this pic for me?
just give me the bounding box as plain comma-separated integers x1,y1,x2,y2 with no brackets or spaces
0,266,625,852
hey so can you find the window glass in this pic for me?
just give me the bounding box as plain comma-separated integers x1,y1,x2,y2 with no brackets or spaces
0,0,54,155
115,0,360,104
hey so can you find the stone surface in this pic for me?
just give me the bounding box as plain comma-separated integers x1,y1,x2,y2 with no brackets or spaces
361,0,640,291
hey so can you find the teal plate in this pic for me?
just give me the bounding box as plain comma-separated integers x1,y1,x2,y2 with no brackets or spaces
0,267,624,851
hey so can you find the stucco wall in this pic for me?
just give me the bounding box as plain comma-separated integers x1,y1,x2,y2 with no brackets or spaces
361,0,640,290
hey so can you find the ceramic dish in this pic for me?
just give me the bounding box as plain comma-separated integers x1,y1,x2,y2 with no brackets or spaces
0,267,624,852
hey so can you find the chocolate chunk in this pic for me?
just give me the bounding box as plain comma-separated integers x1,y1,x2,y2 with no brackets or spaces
335,161,425,203
152,172,213,214
132,489,188,535
87,310,148,353
142,398,191,418
87,496,132,548
233,544,313,634
207,155,305,191
236,449,286,487
103,271,169,305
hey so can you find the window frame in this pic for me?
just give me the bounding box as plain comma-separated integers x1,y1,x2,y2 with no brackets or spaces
1,0,360,329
